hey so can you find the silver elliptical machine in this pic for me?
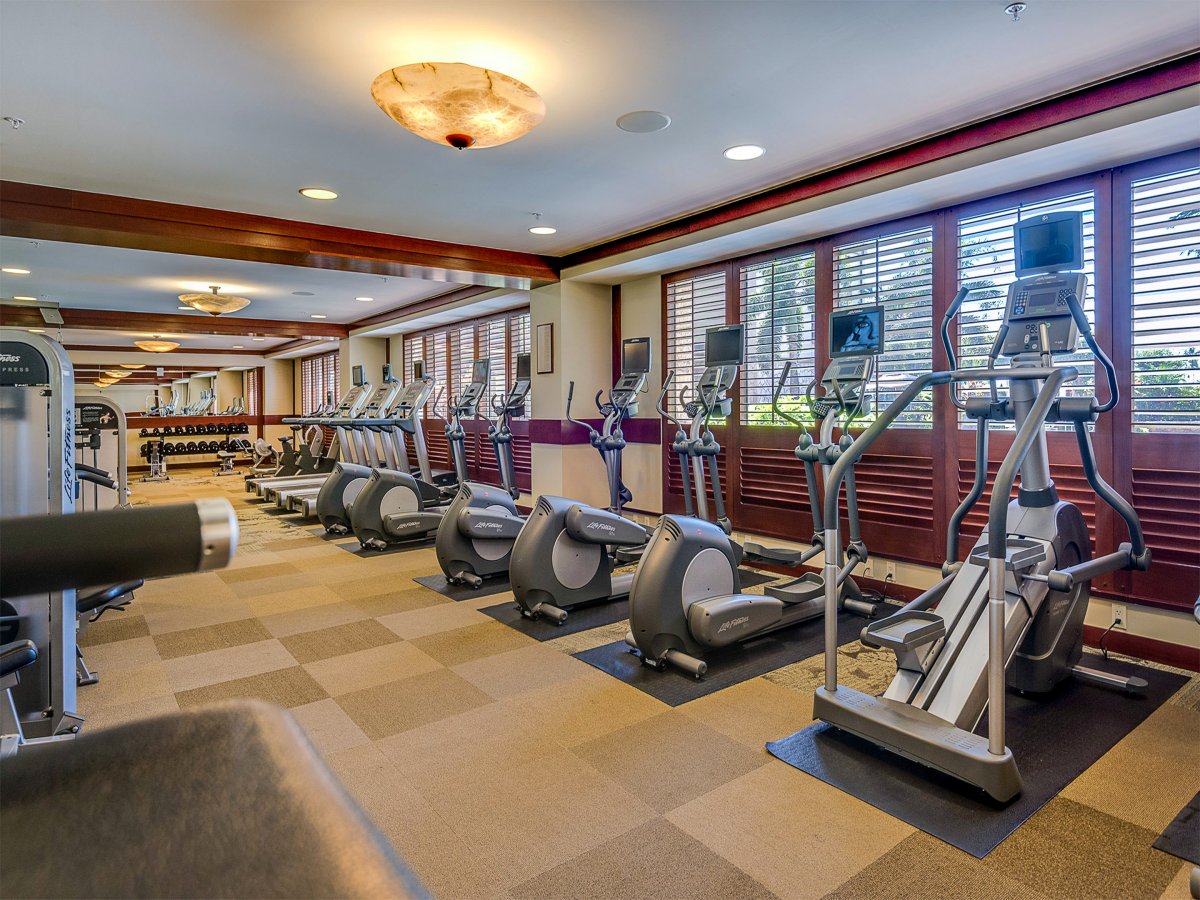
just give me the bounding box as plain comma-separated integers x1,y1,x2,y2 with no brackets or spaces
813,211,1150,803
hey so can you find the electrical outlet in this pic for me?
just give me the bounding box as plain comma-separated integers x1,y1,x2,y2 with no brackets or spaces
1111,603,1128,631
885,561,896,581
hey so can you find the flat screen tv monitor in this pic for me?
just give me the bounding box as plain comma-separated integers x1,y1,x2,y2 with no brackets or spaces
382,363,393,383
412,360,425,380
1015,210,1084,277
829,306,884,358
704,324,745,367
622,336,651,374
351,365,365,386
515,352,531,381
471,359,491,385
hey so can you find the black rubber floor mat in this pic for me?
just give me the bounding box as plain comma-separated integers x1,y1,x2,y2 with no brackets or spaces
574,610,865,706
766,656,1187,858
414,573,513,602
1155,790,1200,865
333,536,433,556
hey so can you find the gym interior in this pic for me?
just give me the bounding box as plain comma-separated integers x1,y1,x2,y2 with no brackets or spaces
1,3,1198,898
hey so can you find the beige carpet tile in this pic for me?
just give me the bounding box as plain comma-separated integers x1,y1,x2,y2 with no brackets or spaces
667,762,913,900
509,818,779,900
409,620,535,667
258,598,370,638
574,711,770,813
288,697,373,755
303,641,444,697
544,619,632,656
335,668,495,740
679,676,812,750
78,693,181,733
451,642,595,701
983,798,1183,900
327,575,415,602
764,639,895,696
174,664,328,710
76,635,162,676
246,584,347,620
138,595,253,635
78,613,150,645
510,675,668,749
377,599,491,640
74,661,175,711
343,587,445,618
1062,702,1200,832
163,638,297,693
279,617,401,664
1160,862,1198,899
224,571,316,599
151,617,274,660
823,831,1050,900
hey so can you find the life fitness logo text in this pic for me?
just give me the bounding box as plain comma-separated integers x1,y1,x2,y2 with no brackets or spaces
64,407,75,505
585,521,616,534
0,353,21,364
716,616,751,634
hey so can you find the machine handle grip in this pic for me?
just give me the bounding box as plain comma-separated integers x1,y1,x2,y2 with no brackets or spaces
78,470,118,491
0,500,238,598
941,286,971,410
770,361,803,428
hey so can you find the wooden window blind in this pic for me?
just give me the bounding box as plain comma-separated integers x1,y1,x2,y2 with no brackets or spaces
956,191,1097,424
426,332,448,418
1130,167,1200,433
481,317,507,406
833,226,934,427
665,270,727,418
740,252,816,425
403,334,422,382
450,323,475,413
244,368,260,415
508,310,531,417
299,351,339,414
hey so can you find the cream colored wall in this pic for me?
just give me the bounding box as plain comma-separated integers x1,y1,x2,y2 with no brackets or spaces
343,335,388,393
263,359,294,443
619,274,664,513
215,370,242,412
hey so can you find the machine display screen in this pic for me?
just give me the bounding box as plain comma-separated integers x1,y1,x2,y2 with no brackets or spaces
622,337,651,374
515,353,531,380
829,306,883,358
471,359,491,384
352,365,365,386
1015,211,1083,276
704,324,745,367
412,360,425,380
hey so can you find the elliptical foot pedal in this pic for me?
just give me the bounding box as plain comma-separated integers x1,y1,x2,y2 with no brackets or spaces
1071,664,1149,696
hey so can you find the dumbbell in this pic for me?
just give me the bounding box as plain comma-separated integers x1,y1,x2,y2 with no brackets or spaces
139,442,149,458
139,428,148,438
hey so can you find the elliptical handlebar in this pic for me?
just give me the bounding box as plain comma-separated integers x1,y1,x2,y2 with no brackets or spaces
770,361,803,428
942,285,971,410
565,380,599,440
656,371,685,434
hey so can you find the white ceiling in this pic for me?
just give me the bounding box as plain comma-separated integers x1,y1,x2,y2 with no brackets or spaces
1,0,1196,258
28,326,289,352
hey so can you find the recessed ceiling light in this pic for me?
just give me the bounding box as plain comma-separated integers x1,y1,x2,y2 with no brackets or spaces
13,295,36,301
2,267,31,275
310,314,327,319
529,226,557,235
292,291,314,297
178,306,192,310
723,144,764,161
252,337,266,342
28,328,45,333
616,110,671,134
232,345,244,349
299,188,338,200
356,296,374,302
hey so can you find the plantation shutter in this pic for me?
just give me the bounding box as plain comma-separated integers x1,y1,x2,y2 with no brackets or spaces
509,311,531,417
450,324,475,410
833,226,935,427
1130,167,1200,433
665,270,727,418
480,317,507,406
403,335,422,382
244,368,260,415
426,333,448,418
739,252,817,425
956,192,1097,425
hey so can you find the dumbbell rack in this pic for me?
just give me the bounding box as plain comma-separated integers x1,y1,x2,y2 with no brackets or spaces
131,415,255,471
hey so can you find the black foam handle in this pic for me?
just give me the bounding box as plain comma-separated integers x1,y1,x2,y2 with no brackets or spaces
1,503,213,598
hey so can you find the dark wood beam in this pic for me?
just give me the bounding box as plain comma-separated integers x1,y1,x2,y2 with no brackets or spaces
65,343,266,356
350,284,495,330
0,304,348,338
0,182,559,288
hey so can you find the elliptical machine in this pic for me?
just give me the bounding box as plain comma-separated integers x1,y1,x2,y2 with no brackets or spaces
742,309,884,620
813,211,1150,803
504,338,655,617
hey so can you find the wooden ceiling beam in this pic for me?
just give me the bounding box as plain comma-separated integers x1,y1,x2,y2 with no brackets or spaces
0,182,559,288
0,304,348,338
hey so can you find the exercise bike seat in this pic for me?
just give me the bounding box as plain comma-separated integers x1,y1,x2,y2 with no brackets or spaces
0,639,37,679
76,581,143,615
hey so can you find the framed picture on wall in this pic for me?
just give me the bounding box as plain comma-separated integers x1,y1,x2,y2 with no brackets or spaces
536,323,553,374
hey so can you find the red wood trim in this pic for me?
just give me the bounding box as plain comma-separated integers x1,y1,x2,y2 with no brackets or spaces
1,304,347,339
564,53,1200,268
0,181,559,286
128,414,255,428
1082,624,1200,672
611,285,622,384
65,343,268,356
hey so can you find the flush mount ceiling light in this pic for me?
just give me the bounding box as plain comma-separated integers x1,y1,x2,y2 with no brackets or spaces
616,110,671,134
371,62,545,150
251,337,266,341
356,297,374,302
104,370,132,378
120,364,145,369
2,267,31,275
528,212,556,235
310,314,327,319
299,188,338,200
178,284,251,316
723,144,765,161
97,378,117,387
134,337,180,353
232,345,244,349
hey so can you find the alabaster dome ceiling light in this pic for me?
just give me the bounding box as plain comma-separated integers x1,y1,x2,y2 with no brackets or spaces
120,364,145,369
178,285,251,316
371,62,545,150
104,370,132,378
134,336,180,353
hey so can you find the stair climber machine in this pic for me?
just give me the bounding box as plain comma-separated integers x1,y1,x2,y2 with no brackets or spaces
275,367,404,514
431,357,535,583
244,375,371,499
503,337,656,616
316,360,487,532
741,310,885,621
353,355,530,551
813,210,1150,803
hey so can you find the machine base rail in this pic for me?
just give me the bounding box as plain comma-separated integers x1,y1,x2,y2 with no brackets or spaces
812,685,1023,804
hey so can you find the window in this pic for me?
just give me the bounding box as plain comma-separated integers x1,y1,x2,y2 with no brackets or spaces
740,252,816,425
426,332,448,417
480,317,507,406
834,226,934,428
402,334,422,382
299,351,340,413
956,192,1097,423
449,323,475,414
508,310,531,417
1130,167,1200,433
244,368,260,415
665,270,727,417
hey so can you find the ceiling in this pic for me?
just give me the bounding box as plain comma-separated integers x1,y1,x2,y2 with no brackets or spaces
35,326,288,352
1,0,1196,259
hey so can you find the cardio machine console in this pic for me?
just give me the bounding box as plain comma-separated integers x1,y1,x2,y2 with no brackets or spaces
821,356,874,393
1000,272,1086,358
611,372,647,410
